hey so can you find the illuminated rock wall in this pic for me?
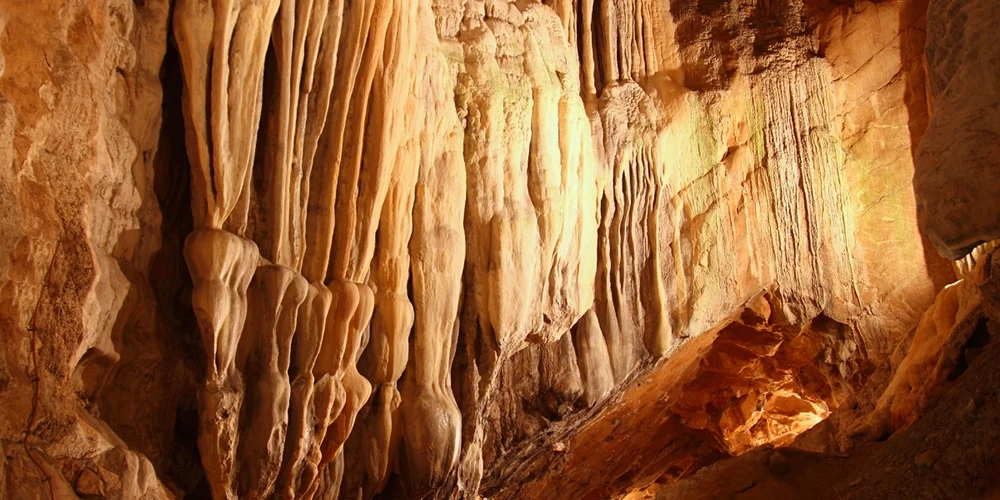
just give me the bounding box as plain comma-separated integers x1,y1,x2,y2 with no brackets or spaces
0,0,980,498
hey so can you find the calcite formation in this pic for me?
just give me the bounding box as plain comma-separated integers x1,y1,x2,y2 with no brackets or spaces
0,0,995,499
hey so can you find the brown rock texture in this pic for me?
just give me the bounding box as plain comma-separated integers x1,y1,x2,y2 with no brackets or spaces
654,246,1000,500
0,0,996,499
914,0,1000,260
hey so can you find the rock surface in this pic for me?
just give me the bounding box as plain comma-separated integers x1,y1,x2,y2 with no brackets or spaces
0,0,994,499
653,250,1000,500
914,0,1000,260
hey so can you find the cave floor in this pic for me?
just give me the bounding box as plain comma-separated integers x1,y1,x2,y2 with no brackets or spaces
655,331,1000,500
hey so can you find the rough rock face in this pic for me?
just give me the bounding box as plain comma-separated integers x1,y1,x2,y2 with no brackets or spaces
914,0,1000,259
0,0,178,498
652,244,1000,500
0,0,995,499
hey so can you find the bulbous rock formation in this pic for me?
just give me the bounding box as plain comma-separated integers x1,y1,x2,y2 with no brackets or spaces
1,0,998,499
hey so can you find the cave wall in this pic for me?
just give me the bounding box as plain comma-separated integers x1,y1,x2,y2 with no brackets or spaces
0,0,978,498
913,0,1000,259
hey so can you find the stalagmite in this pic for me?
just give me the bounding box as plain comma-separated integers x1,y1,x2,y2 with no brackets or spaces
273,283,331,500
236,265,307,500
398,29,467,492
183,229,260,500
339,1,422,493
317,285,374,482
173,0,281,497
347,151,418,495
289,279,356,497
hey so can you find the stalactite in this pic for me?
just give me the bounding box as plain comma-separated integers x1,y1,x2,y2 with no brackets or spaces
264,0,334,268
173,0,279,233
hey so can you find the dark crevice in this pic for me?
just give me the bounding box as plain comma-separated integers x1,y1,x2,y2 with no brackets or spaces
205,47,217,203
949,318,992,381
99,26,202,495
591,0,606,96
248,41,280,259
